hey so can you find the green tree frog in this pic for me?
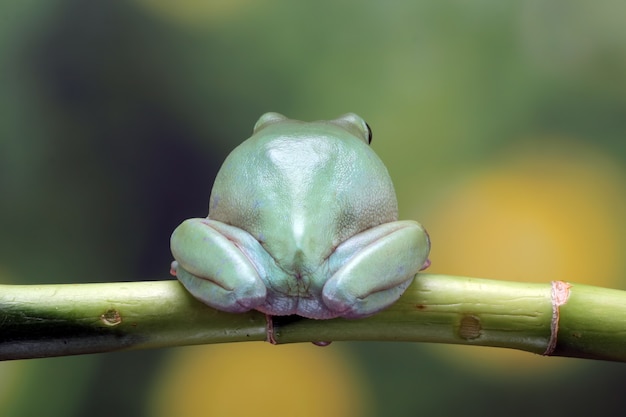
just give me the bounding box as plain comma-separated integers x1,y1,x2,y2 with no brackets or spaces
170,113,430,319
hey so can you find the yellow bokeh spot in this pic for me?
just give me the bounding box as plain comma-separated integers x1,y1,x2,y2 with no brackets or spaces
419,139,626,373
148,342,371,417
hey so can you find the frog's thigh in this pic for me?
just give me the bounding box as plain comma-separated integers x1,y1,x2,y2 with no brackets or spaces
171,218,266,313
322,220,429,318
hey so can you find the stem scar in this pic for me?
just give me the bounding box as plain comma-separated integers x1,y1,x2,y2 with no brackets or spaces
100,309,122,326
543,280,571,355
458,315,482,340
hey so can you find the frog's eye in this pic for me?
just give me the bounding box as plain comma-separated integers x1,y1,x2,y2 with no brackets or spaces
253,112,288,133
329,113,371,145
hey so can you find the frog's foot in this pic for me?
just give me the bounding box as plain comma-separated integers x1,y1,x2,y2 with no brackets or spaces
176,266,265,312
323,278,414,319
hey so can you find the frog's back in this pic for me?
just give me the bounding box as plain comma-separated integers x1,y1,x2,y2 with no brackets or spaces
211,119,396,254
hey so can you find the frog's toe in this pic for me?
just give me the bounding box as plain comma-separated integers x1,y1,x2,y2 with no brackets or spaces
169,261,177,277
176,266,266,313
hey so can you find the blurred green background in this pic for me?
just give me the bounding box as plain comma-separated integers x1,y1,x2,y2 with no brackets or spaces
1,0,626,416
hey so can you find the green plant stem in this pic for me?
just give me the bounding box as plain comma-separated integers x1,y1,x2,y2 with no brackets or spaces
0,274,625,362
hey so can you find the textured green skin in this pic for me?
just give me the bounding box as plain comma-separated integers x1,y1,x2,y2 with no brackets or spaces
170,113,430,319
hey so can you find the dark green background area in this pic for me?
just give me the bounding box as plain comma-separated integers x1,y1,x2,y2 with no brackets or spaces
1,1,626,416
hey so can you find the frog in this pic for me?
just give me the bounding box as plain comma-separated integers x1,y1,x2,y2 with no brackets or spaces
170,112,430,320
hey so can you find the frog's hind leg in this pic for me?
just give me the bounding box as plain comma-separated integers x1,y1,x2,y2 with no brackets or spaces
321,220,430,318
171,218,267,313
